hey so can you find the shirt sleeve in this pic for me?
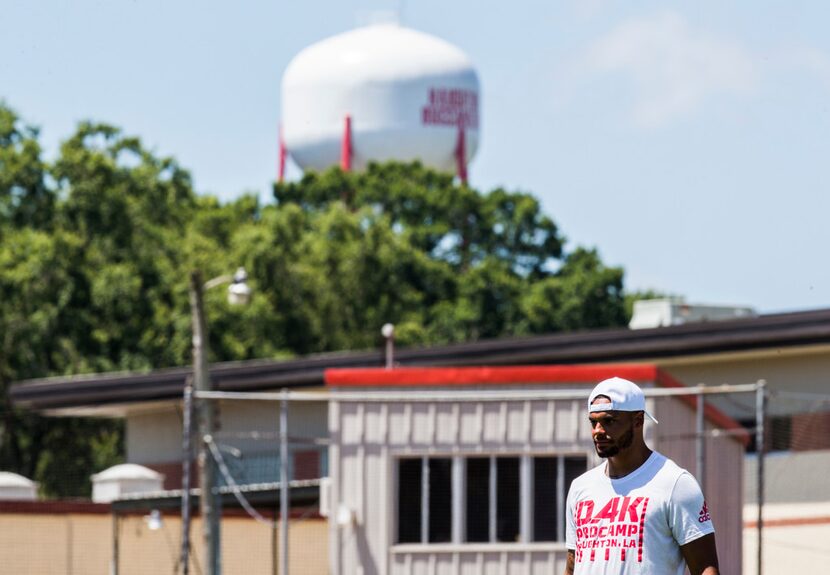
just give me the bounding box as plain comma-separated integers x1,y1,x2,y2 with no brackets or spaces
668,471,715,546
565,483,577,550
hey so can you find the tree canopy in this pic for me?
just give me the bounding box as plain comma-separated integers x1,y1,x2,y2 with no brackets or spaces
0,102,631,496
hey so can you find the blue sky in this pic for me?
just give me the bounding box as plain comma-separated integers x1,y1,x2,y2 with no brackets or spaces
3,1,828,313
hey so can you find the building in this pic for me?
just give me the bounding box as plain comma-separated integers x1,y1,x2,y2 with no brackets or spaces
9,306,830,573
324,364,745,575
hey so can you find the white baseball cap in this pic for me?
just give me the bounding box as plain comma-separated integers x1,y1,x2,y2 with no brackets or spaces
588,377,658,423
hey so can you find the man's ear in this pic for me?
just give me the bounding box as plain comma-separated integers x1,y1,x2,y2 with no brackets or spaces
633,411,645,428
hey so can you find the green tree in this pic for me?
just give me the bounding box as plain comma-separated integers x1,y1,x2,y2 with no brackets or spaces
0,103,637,497
0,104,55,230
270,163,626,346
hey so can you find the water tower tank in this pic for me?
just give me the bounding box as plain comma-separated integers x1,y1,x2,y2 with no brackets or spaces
281,23,480,175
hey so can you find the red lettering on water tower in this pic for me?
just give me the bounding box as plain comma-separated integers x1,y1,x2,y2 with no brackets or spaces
422,88,478,129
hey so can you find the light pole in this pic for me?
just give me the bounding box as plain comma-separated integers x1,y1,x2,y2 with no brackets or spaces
186,267,251,575
381,323,395,369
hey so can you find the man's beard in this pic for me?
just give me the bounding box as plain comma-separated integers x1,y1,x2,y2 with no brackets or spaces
595,425,634,458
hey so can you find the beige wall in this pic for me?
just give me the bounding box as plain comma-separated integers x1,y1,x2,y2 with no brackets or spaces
0,508,327,575
126,398,328,466
661,346,830,418
743,502,830,575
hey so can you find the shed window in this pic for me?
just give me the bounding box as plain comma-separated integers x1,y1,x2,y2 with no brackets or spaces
397,458,422,543
396,454,587,545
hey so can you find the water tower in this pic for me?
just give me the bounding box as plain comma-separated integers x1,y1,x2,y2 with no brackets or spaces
280,23,480,182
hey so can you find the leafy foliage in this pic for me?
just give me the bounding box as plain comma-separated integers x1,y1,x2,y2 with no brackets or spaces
0,103,634,497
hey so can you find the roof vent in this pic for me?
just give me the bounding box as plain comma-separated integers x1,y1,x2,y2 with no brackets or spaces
629,298,757,330
0,471,38,501
90,464,165,503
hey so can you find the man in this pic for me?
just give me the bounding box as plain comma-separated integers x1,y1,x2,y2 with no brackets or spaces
563,377,719,575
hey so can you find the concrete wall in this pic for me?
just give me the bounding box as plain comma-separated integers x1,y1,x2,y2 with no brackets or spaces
743,502,830,575
744,449,830,504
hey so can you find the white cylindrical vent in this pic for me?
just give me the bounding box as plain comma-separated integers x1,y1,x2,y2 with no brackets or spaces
282,23,480,173
91,464,165,503
0,472,38,501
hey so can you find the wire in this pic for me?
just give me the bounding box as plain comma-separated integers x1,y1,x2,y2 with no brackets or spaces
207,437,276,528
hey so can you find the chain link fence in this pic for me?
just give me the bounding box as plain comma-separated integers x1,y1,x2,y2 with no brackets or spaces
2,383,829,574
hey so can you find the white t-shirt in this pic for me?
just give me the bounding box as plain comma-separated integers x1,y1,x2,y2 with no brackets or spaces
565,451,714,575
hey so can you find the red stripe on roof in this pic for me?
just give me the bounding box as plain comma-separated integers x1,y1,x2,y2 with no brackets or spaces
324,363,748,444
324,364,658,387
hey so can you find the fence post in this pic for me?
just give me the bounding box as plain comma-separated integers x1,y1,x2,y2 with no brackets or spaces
181,381,194,575
111,510,119,575
696,384,706,492
280,389,290,575
755,380,767,575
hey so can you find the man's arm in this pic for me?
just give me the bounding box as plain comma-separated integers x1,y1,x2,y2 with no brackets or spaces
680,533,719,575
562,549,575,575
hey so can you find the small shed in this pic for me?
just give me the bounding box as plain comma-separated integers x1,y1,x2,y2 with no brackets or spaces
0,471,38,501
323,364,745,575
91,464,165,503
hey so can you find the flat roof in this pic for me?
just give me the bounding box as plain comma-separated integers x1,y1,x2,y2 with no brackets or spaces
10,307,830,413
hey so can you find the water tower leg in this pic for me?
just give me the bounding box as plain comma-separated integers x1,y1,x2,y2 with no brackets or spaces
340,115,352,172
455,122,467,184
278,123,287,183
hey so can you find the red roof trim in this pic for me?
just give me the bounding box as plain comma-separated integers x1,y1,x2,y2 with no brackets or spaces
325,364,659,387
0,500,110,515
324,364,748,445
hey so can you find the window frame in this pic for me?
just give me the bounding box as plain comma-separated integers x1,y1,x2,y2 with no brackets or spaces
393,452,588,547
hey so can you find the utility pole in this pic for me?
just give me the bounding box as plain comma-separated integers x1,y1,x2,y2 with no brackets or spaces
190,270,221,575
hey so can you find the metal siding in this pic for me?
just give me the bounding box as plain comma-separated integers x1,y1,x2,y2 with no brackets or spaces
507,552,526,575
482,552,500,575
530,402,554,444
411,404,433,446
482,403,504,447
531,551,555,575
365,404,385,444
364,445,386,575
436,403,458,447
653,395,743,575
506,402,528,446
388,404,409,447
341,403,363,445
459,404,483,448
335,390,743,575
411,554,429,575
339,444,362,573
707,433,742,575
434,553,454,575
392,553,409,575
554,401,580,444
329,400,343,575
